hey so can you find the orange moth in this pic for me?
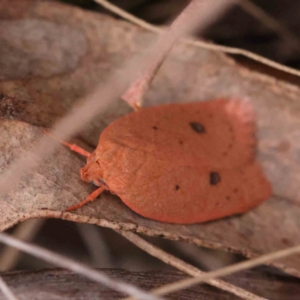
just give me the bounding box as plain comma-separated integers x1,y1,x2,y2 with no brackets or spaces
61,98,271,224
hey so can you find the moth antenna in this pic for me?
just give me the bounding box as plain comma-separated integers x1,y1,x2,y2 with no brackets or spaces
44,130,91,157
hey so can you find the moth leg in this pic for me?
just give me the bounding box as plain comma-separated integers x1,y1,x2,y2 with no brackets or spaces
66,186,106,211
44,130,91,157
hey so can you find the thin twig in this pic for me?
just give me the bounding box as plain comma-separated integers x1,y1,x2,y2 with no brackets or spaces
0,276,18,300
119,231,267,300
137,243,300,298
0,219,44,271
95,0,161,34
0,232,162,300
94,0,300,77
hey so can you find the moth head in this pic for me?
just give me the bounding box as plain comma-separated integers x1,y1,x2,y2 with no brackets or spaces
80,151,104,185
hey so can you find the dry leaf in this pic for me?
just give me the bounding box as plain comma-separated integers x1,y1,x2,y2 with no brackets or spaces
1,0,300,278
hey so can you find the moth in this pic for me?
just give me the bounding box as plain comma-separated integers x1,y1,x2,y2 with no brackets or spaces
61,99,271,224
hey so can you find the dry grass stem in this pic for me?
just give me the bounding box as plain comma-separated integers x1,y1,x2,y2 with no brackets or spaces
77,224,112,267
94,0,300,77
0,276,18,300
0,232,162,300
122,0,236,108
239,0,300,50
139,243,300,298
120,231,267,300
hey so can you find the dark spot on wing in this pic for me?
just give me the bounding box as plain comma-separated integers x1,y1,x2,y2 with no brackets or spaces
175,185,180,190
190,122,205,134
152,126,158,130
210,172,221,185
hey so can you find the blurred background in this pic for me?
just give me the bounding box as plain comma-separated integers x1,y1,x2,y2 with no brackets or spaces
62,0,300,69
1,0,300,275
